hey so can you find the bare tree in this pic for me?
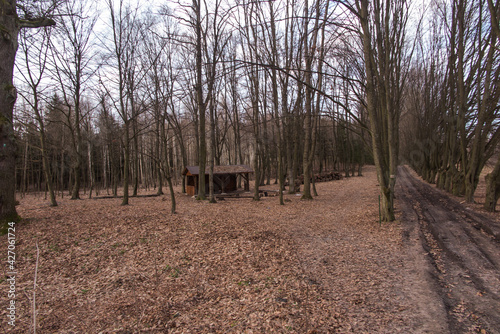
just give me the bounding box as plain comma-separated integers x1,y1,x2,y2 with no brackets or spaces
266,0,285,205
105,0,143,205
341,0,411,221
190,0,208,200
239,0,264,201
50,0,98,200
17,27,57,206
141,10,177,212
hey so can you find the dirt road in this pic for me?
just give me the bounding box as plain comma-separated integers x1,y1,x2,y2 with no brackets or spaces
397,165,500,333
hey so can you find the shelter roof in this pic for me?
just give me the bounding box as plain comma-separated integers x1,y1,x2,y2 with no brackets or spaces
182,165,254,176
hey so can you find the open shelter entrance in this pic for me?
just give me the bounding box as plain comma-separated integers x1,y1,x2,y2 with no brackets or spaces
182,165,253,196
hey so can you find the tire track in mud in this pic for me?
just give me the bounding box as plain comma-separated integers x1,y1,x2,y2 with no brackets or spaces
397,165,500,333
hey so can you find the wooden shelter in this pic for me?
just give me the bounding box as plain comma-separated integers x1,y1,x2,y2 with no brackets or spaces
182,165,253,196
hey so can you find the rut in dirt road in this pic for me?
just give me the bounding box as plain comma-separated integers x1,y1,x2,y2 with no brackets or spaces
397,166,500,333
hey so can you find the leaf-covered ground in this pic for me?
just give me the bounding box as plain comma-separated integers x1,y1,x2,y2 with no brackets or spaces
1,166,475,333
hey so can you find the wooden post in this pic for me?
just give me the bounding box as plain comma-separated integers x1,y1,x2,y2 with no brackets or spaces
244,173,249,191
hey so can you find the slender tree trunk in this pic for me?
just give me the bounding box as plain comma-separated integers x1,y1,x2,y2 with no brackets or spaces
484,154,500,212
38,127,57,207
209,96,217,203
302,0,320,200
161,118,176,213
268,0,284,205
122,122,130,205
71,113,82,200
166,173,176,214
133,113,139,196
233,77,243,188
156,119,164,195
22,139,29,197
251,67,261,201
194,0,206,200
311,0,328,197
262,96,270,186
88,137,94,199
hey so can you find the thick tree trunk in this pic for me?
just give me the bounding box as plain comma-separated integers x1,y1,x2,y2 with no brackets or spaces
301,0,313,200
484,154,500,212
0,5,20,224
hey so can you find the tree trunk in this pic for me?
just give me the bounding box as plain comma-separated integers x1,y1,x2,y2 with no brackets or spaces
166,174,176,214
22,138,29,197
156,119,164,195
122,122,130,205
88,137,94,199
132,110,139,196
209,95,216,203
194,0,206,200
37,118,57,207
484,154,500,212
161,115,176,214
71,113,82,200
358,0,400,221
268,0,284,205
0,6,20,224
302,0,320,200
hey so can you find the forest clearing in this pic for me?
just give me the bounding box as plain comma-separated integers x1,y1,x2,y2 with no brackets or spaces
1,165,500,333
1,0,500,332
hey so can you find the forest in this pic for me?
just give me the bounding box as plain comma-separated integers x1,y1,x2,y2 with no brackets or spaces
1,0,500,332
1,0,499,225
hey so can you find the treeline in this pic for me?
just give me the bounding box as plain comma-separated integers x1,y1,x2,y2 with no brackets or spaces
13,0,372,210
400,0,500,211
15,93,368,198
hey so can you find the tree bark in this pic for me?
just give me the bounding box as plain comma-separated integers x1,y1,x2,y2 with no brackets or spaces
0,8,22,223
268,0,284,205
302,0,321,200
122,122,130,205
484,154,500,212
194,0,206,200
209,94,217,203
